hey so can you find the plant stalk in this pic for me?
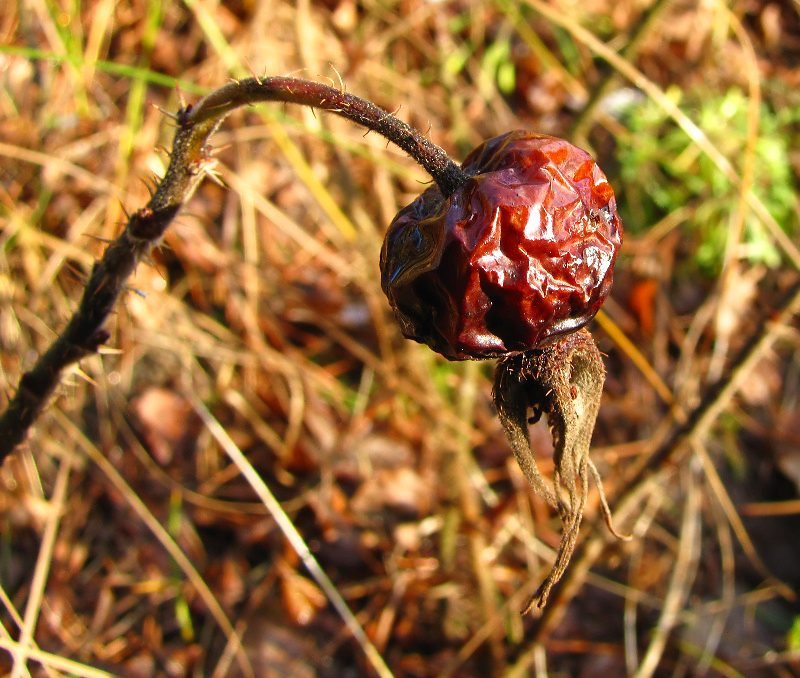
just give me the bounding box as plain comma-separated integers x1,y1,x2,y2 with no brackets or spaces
0,77,465,461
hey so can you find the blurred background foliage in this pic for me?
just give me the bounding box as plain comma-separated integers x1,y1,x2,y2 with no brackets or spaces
619,85,798,272
1,0,799,676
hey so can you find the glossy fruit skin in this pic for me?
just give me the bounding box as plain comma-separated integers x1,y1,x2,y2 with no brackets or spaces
380,130,623,360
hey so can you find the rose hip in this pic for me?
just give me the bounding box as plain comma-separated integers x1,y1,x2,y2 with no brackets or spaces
1,75,628,614
380,130,623,360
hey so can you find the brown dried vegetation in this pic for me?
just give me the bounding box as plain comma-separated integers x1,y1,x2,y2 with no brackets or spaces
1,1,799,675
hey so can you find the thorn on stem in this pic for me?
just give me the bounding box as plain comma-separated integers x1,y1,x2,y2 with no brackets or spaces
152,102,179,121
89,328,111,350
330,63,345,93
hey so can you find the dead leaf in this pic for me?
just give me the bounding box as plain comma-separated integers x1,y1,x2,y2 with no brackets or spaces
278,563,326,626
131,388,199,464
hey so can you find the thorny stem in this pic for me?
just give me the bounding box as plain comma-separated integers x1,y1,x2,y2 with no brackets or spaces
0,76,466,461
0,114,222,461
493,328,629,613
184,77,467,196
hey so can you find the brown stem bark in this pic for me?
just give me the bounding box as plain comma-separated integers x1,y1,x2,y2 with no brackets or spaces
0,77,465,461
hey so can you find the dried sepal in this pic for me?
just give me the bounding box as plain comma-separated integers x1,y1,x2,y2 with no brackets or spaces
493,328,629,612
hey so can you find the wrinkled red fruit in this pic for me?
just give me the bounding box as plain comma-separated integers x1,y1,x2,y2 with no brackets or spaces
380,130,623,360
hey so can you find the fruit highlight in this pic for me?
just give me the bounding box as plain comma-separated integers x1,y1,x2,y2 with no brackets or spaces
381,131,623,360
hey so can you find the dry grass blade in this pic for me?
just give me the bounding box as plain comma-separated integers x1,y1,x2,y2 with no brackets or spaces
51,410,253,678
695,442,789,592
9,458,71,678
634,462,702,678
709,6,763,381
0,142,119,197
187,392,394,678
568,0,674,141
697,469,737,675
740,500,800,517
594,310,674,407
0,637,113,678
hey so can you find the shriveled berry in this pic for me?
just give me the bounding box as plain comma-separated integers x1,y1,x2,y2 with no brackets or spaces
380,130,623,360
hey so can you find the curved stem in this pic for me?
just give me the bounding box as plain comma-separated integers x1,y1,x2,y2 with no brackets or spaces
185,77,468,196
0,77,466,461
